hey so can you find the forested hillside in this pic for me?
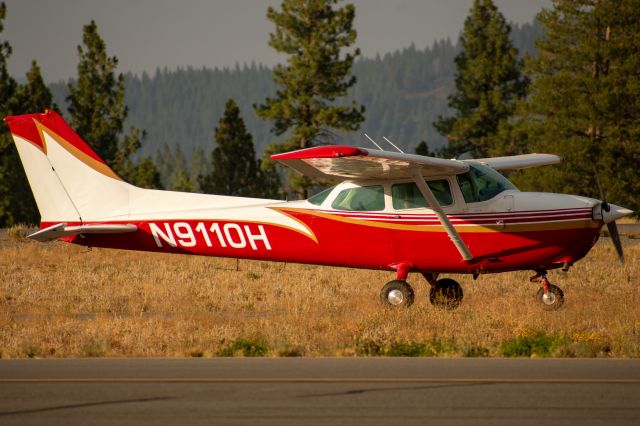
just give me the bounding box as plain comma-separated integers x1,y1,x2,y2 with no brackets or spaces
49,20,541,163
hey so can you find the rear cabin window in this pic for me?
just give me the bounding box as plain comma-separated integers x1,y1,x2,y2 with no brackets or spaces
331,185,385,211
456,163,517,203
392,180,453,210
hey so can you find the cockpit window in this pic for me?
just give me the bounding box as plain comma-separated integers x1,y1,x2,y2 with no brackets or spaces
332,185,385,211
457,163,518,203
392,180,453,210
308,186,335,206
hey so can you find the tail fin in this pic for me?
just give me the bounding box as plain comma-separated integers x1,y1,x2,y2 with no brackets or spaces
4,111,130,224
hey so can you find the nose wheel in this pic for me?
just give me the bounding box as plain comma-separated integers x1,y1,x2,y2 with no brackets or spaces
531,271,564,310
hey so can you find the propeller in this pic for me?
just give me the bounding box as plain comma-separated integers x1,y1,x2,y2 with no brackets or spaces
593,173,628,262
604,204,624,262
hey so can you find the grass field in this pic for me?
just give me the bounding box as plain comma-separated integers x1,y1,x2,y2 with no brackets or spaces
1,233,639,358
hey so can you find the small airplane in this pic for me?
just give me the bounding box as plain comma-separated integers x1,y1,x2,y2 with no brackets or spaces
4,110,633,310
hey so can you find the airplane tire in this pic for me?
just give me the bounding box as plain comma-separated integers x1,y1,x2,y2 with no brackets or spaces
429,278,463,309
536,284,564,310
380,280,415,308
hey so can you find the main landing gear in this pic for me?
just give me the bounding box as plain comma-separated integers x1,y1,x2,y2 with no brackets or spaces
531,270,564,310
380,280,415,307
379,268,565,310
423,273,464,309
379,269,463,309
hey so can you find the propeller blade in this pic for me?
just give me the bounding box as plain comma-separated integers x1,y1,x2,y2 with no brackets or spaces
606,221,624,263
591,166,630,262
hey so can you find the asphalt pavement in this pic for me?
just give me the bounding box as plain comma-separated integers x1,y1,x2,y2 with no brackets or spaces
1,358,639,425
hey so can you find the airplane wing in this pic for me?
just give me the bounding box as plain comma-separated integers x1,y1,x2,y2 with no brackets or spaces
474,153,562,172
271,146,469,180
28,223,138,242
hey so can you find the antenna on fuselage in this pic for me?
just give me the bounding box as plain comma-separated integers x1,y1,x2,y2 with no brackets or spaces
364,133,383,150
382,136,404,153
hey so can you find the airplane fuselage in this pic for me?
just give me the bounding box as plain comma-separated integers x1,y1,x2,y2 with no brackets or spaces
54,188,604,275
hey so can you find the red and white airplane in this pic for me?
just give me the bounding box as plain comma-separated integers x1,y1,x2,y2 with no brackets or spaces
5,111,633,310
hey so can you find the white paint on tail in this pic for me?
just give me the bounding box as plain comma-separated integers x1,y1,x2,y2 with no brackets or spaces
9,114,315,239
13,135,80,222
42,129,131,221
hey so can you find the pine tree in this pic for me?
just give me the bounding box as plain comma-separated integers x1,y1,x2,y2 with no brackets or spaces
167,144,187,189
200,99,278,198
173,170,194,192
14,61,56,114
67,20,161,188
189,145,208,191
433,0,528,158
415,141,435,157
154,144,174,189
255,0,365,197
67,20,126,165
0,2,21,226
515,0,640,214
128,156,162,189
0,3,56,226
0,3,13,119
1,61,57,225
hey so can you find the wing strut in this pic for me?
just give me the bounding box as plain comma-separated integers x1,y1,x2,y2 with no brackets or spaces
413,171,473,261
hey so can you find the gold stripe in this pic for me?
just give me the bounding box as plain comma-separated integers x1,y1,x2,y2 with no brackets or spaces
279,208,600,234
269,208,318,243
34,120,123,181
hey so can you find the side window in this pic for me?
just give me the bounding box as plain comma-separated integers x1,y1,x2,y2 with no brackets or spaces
428,180,454,205
392,182,426,209
332,185,385,211
392,180,453,210
457,172,477,203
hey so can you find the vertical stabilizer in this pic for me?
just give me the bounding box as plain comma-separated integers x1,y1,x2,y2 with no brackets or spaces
4,111,131,224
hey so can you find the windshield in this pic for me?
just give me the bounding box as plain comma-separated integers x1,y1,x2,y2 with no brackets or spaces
307,185,336,206
457,163,518,203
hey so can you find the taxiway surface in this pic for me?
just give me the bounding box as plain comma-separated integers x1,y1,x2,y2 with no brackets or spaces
1,358,639,425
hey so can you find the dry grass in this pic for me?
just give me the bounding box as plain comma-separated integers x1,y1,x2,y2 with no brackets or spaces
0,236,638,358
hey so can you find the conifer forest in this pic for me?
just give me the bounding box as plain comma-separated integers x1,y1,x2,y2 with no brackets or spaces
1,0,639,225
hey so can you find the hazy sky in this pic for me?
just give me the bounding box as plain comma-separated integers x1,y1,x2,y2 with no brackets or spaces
4,0,550,83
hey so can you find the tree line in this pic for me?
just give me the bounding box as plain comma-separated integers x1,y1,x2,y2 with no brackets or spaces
49,22,540,160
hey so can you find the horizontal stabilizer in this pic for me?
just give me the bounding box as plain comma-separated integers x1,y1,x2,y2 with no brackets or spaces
28,223,138,242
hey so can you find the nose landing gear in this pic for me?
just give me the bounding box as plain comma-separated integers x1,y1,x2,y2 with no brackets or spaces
531,271,564,310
